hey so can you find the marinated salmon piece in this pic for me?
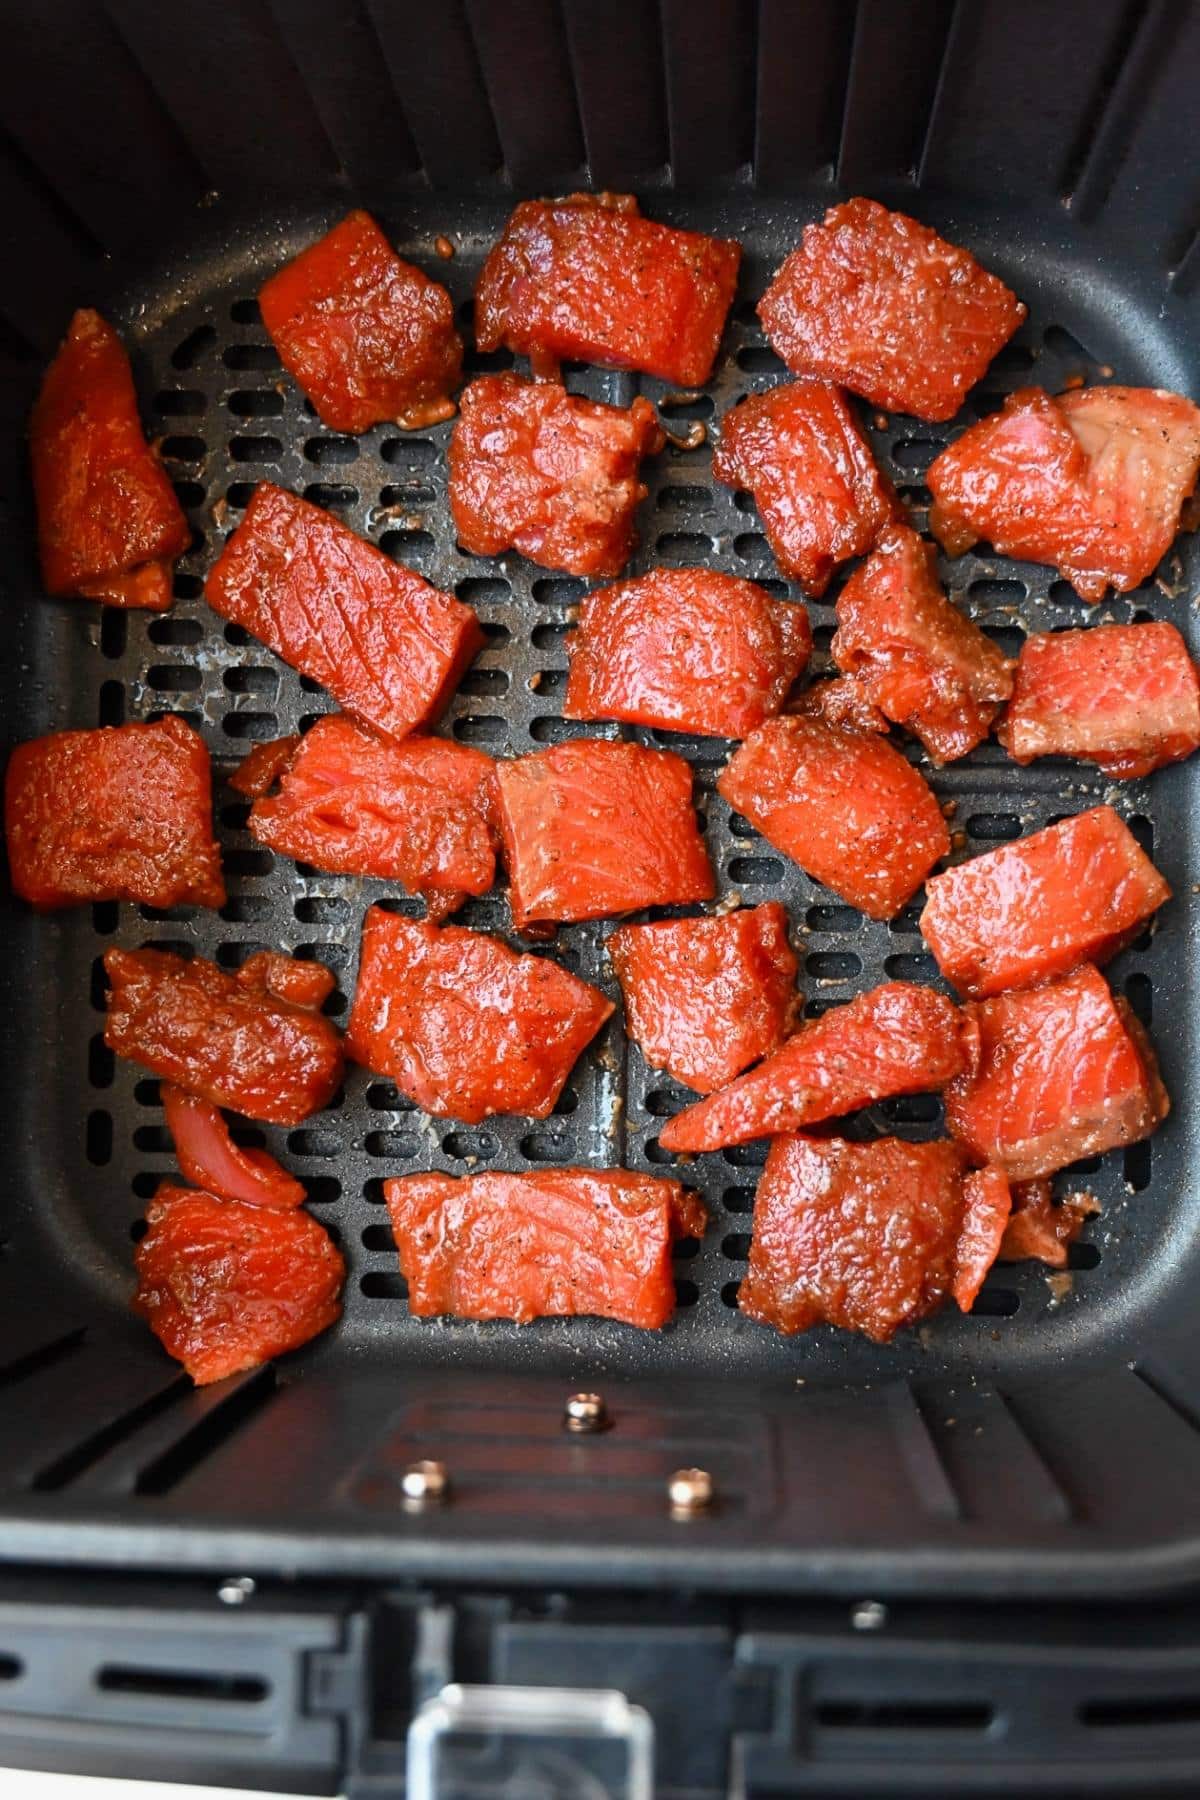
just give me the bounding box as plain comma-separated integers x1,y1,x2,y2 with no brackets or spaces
920,805,1170,998
134,1183,344,1384
659,981,968,1152
475,192,740,385
161,1085,306,1211
229,735,303,799
236,949,337,1013
346,909,613,1122
6,717,224,911
759,199,1026,423
999,621,1200,778
717,707,949,920
998,1178,1101,1267
495,740,714,930
384,1167,707,1328
832,524,1014,762
104,947,343,1126
952,1166,1013,1310
564,568,811,737
609,904,798,1096
448,373,663,578
714,379,899,595
259,209,462,433
944,965,1169,1179
206,484,484,743
927,386,1200,601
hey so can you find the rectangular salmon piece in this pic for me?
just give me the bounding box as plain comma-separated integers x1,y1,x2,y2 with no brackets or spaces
495,740,714,930
385,1167,707,1328
659,981,968,1151
999,621,1200,778
920,805,1170,998
6,716,224,910
474,192,740,385
759,198,1026,423
944,965,1169,1180
609,903,798,1097
205,483,484,742
346,908,613,1122
564,568,811,737
259,209,462,433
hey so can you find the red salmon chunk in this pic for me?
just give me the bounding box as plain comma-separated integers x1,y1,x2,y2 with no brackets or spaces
448,373,663,578
236,949,337,1012
659,981,968,1152
385,1167,707,1328
927,386,1200,601
259,209,462,433
832,524,1014,762
717,704,949,920
206,484,483,742
945,965,1169,1180
31,309,189,606
713,379,899,594
104,947,343,1125
564,568,811,737
920,805,1170,997
346,909,613,1122
229,735,303,799
134,1183,343,1384
759,199,1025,422
999,621,1200,778
952,1166,1013,1310
998,1179,1101,1267
609,903,798,1096
475,192,740,385
495,740,714,929
6,717,224,910
162,1085,306,1211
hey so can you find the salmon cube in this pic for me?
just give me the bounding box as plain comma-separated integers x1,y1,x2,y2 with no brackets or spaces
944,965,1169,1180
659,981,968,1152
998,1179,1101,1267
759,198,1026,423
162,1085,306,1211
927,386,1200,601
259,209,462,433
448,373,663,578
31,309,189,607
920,805,1170,998
205,484,483,742
564,568,811,737
346,909,613,1122
608,903,798,1096
237,949,337,1012
999,621,1200,778
474,191,740,385
385,1167,707,1328
713,379,899,594
6,716,224,910
495,740,714,930
134,1184,343,1384
832,524,1014,762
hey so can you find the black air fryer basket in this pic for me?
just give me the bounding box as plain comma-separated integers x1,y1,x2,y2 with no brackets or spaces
5,2,1200,1794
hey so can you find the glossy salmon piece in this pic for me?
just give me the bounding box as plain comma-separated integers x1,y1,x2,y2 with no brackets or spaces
952,1166,1013,1310
31,309,189,606
495,740,714,930
134,1183,343,1384
998,1178,1100,1267
346,909,613,1121
448,373,663,578
206,484,484,742
104,947,343,1126
475,192,740,385
609,903,798,1096
229,735,303,799
999,621,1200,778
564,568,811,737
236,949,337,1012
832,524,1014,762
161,1085,306,1211
259,210,462,433
717,703,949,920
944,965,1169,1179
759,199,1026,423
920,805,1170,997
384,1167,707,1328
927,386,1200,601
5,717,224,910
713,379,899,595
659,981,968,1152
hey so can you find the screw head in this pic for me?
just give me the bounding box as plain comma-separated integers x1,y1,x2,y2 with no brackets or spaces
668,1467,714,1514
564,1392,609,1433
217,1576,256,1606
401,1459,449,1504
851,1600,888,1632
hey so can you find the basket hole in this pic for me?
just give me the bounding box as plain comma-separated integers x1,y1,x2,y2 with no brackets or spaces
459,668,510,697
966,813,1022,841
454,716,507,745
984,625,1025,657
968,578,1026,604
226,483,257,511
519,1133,576,1162
304,1177,341,1204
224,665,279,697
99,610,127,659
1068,1240,1101,1270
161,436,206,463
806,952,861,979
230,297,262,325
224,847,274,878
657,484,713,511
736,345,786,373
308,484,360,510
971,1287,1020,1317
880,1094,941,1124
659,393,713,419
721,1232,752,1260
86,1112,113,1166
532,621,571,650
806,904,860,932
1124,972,1152,1025
366,1082,414,1112
172,325,216,369
230,436,282,463
223,342,281,372
720,1280,741,1308
381,437,438,465
645,1088,686,1118
361,1223,394,1252
360,1272,407,1300
88,1035,114,1088
147,665,202,693
674,1280,699,1307
305,436,358,465
1124,1140,1152,1192
892,438,942,468
365,1131,419,1158
884,952,938,980
727,856,782,885
1127,814,1154,859
223,713,278,740
229,389,284,417
294,895,350,925
552,1086,579,1116
133,1125,172,1153
220,896,272,923
456,577,511,605
734,533,770,561
723,1141,768,1168
443,1129,498,1161
381,527,433,556
98,681,124,727
286,1129,341,1159
155,389,205,417
723,1186,755,1214
148,616,203,646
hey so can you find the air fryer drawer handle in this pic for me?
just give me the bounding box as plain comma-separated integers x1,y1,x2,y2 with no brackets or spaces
406,1682,654,1799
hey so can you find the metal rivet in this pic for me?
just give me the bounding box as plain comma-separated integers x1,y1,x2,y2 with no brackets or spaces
668,1467,714,1514
217,1576,256,1606
851,1600,888,1632
401,1459,450,1504
564,1392,609,1434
